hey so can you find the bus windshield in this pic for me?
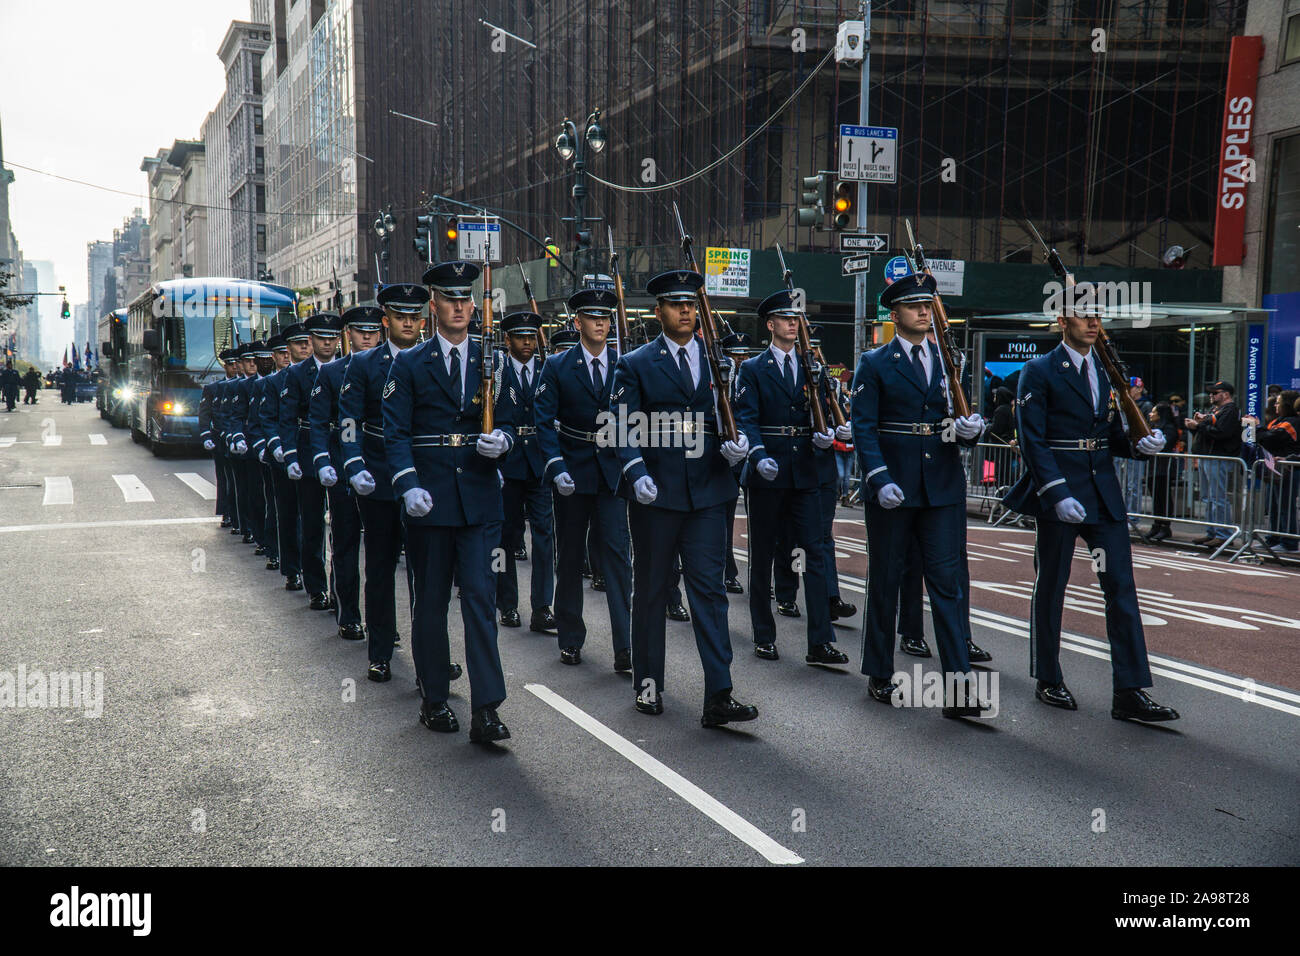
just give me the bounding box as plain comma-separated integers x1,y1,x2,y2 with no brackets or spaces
162,309,290,372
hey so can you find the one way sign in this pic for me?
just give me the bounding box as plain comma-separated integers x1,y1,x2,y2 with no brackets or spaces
840,233,889,253
842,255,871,276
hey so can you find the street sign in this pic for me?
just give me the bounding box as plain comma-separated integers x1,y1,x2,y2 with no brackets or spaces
842,255,871,276
456,217,502,262
838,125,898,183
840,233,889,253
883,255,911,284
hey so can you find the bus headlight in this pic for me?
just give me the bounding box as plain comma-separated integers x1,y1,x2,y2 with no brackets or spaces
119,387,135,401
162,401,186,415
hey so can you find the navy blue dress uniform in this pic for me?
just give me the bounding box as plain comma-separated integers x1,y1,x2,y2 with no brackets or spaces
851,274,979,700
214,359,244,535
610,270,757,724
1002,338,1178,720
720,332,752,593
260,326,304,590
340,288,427,679
278,313,340,607
226,343,265,548
200,351,238,528
386,261,518,739
733,296,843,664
309,318,364,639
494,310,556,630
244,340,279,565
534,290,632,667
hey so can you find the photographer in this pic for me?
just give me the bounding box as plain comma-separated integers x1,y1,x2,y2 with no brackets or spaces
1185,381,1241,546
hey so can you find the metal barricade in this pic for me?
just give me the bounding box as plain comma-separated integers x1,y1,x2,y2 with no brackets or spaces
962,440,1024,526
1246,457,1300,562
1114,452,1253,561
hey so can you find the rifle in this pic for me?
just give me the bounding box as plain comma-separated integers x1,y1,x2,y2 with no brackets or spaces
516,259,548,350
1022,219,1152,441
671,202,737,442
902,219,970,419
607,226,631,353
774,242,834,433
812,344,851,424
480,251,496,433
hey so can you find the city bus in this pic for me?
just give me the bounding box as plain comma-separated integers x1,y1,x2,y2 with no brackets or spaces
96,308,129,427
123,278,299,454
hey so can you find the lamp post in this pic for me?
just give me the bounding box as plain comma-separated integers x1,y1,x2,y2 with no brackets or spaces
372,206,395,285
554,109,607,290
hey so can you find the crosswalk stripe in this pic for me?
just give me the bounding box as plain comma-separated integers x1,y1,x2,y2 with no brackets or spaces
43,476,73,506
111,474,154,503
43,435,63,446
0,436,15,448
174,472,216,500
89,434,107,445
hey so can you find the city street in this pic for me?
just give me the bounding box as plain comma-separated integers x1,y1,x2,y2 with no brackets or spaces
2,397,1295,867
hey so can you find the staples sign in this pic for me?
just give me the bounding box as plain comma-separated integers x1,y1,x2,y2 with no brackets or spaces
1212,36,1264,267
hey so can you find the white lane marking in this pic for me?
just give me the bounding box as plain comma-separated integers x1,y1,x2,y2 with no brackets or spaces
112,474,155,503
89,434,107,445
0,516,220,534
525,683,804,865
43,434,63,446
174,472,217,500
42,476,73,506
0,436,15,447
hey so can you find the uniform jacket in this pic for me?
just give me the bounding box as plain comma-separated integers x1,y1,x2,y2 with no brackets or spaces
339,344,400,500
226,374,259,459
278,355,323,466
245,374,271,457
198,379,224,446
610,333,737,512
258,366,290,468
851,337,975,508
497,354,545,481
534,343,622,494
734,348,822,490
1002,342,1141,522
309,354,352,474
382,336,518,526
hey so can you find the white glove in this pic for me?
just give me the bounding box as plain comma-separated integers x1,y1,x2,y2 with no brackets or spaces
318,465,338,487
258,448,266,463
720,432,749,465
554,472,576,496
835,423,852,442
234,440,248,455
954,414,984,440
634,475,658,505
350,470,376,495
203,438,215,451
273,446,284,462
756,457,779,481
402,487,433,518
877,483,905,509
812,429,834,450
287,462,302,480
1136,428,1165,456
476,429,509,459
1054,497,1087,523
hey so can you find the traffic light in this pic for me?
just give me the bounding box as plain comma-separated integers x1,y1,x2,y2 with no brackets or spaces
833,181,855,229
797,174,827,226
444,219,459,255
413,213,433,261
575,229,592,251
61,299,70,319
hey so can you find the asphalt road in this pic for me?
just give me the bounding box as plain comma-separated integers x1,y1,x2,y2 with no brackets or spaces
1,397,1296,866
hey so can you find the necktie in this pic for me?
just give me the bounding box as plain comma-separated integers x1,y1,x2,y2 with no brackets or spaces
783,353,795,392
591,358,603,396
449,346,462,408
911,343,927,384
522,363,531,393
1080,357,1093,409
678,347,693,393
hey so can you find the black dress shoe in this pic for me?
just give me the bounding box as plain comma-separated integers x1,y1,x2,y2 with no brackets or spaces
966,639,992,663
242,533,255,544
1035,680,1078,710
265,558,280,571
1147,525,1172,542
776,601,801,618
308,592,330,610
828,597,857,619
367,661,391,683
514,545,528,561
1112,688,1180,722
701,690,758,728
899,635,932,658
284,574,304,591
591,574,606,592
613,648,632,673
419,699,459,733
338,623,365,641
450,662,463,681
469,706,510,743
326,595,338,611
220,517,232,528
725,577,744,594
530,607,558,633
253,545,267,556
230,527,242,535
754,642,779,660
499,608,521,628
806,643,849,665
635,692,663,715
867,676,898,704
666,603,691,622
943,698,993,719
560,647,582,665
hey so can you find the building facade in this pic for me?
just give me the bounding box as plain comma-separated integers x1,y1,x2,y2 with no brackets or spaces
141,150,181,284
86,239,113,321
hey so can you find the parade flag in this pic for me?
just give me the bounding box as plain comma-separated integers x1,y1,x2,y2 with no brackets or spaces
62,347,69,368
72,342,81,371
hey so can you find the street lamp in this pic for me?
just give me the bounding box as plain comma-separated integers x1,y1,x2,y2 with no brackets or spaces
554,109,607,289
373,206,396,284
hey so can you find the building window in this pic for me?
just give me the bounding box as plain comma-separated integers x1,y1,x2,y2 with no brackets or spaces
256,185,266,213
1263,134,1300,297
256,224,267,254
255,146,264,174
252,68,262,96
254,106,263,135
1285,13,1300,65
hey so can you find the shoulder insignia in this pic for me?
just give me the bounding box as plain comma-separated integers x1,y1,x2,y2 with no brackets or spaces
340,383,351,394
280,388,289,397
535,381,546,396
311,385,322,396
383,379,396,400
854,384,865,395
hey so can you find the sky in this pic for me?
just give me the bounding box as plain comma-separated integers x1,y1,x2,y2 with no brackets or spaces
0,0,252,345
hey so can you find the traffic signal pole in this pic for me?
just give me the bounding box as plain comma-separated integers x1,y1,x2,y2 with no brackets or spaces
853,2,871,362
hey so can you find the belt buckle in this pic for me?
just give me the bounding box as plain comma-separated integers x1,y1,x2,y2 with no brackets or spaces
913,423,931,436
681,420,696,434
448,434,463,447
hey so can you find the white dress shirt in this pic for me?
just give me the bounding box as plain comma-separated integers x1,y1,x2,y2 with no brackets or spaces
1061,341,1100,410
580,344,609,391
436,331,469,398
510,354,536,390
665,336,700,389
900,337,933,386
769,343,801,387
